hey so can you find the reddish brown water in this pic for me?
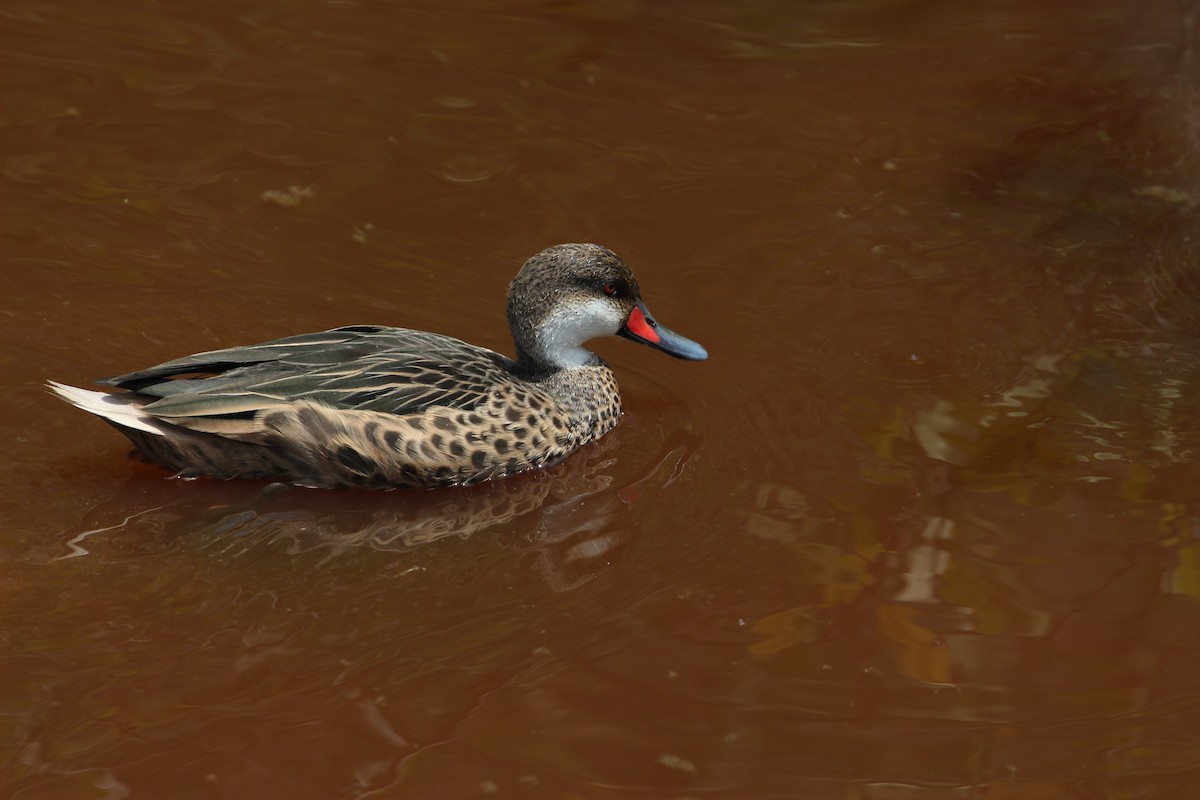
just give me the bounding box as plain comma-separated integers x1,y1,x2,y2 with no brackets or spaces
5,1,1200,797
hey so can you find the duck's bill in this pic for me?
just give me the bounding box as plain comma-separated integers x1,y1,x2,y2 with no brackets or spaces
618,301,708,361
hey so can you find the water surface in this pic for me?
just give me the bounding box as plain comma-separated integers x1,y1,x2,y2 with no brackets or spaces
4,1,1200,797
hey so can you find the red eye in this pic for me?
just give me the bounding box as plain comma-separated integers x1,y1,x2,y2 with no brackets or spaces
602,282,617,296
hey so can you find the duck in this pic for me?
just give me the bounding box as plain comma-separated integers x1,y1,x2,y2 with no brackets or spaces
49,243,707,489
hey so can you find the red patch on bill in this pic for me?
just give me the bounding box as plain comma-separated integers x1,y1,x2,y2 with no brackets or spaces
626,306,660,343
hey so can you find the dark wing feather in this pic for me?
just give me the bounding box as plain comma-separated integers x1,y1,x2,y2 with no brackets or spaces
102,325,516,418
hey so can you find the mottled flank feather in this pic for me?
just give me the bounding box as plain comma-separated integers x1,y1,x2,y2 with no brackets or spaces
50,243,705,488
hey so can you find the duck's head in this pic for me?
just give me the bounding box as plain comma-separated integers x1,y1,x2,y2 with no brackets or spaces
507,243,708,374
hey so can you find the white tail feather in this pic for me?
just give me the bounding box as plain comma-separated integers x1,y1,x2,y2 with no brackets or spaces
47,381,166,436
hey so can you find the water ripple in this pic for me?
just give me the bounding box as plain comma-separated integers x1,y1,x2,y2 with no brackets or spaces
815,311,1035,400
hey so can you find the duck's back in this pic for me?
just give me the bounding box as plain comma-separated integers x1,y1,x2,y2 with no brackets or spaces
104,325,514,414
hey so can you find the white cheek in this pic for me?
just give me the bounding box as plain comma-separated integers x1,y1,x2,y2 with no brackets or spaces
537,298,624,368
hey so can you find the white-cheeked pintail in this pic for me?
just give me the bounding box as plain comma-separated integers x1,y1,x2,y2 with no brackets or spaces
50,243,707,488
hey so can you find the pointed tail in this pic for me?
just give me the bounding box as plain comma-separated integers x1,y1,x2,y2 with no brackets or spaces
47,381,165,436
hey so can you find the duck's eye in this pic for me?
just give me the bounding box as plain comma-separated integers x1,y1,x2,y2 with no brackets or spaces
602,282,618,296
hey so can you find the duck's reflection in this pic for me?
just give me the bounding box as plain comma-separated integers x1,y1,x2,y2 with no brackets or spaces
57,432,698,592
